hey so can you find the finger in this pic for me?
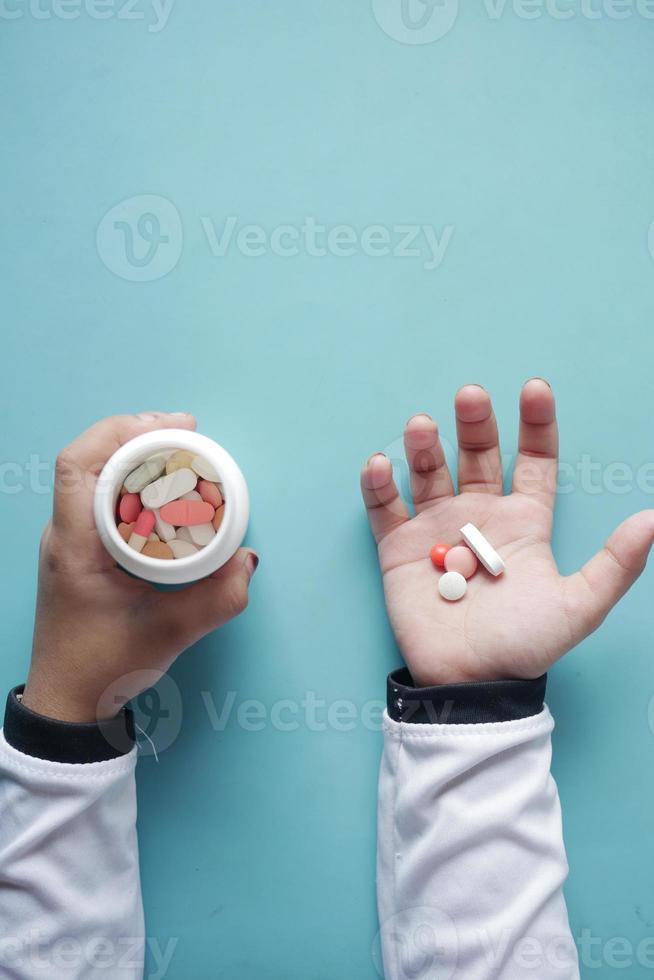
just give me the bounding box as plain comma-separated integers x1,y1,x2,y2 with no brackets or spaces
404,413,454,511
564,510,654,642
160,548,258,643
360,453,410,544
512,379,558,509
455,385,503,494
53,411,196,531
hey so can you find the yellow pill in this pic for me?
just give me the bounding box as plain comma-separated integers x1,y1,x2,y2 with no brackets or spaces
165,450,195,475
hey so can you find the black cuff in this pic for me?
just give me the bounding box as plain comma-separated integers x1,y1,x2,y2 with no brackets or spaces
3,686,135,763
387,668,547,724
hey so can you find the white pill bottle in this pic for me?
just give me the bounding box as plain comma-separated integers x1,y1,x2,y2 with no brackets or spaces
93,429,250,586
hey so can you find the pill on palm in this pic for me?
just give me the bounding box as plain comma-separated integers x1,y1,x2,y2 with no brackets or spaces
124,453,169,493
140,468,197,509
168,539,199,559
460,523,505,576
165,450,195,474
160,499,215,526
430,543,451,568
444,545,478,579
438,571,467,601
119,493,142,524
142,540,174,560
191,455,220,482
198,480,223,509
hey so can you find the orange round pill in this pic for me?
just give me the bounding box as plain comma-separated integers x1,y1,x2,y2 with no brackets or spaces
430,543,451,569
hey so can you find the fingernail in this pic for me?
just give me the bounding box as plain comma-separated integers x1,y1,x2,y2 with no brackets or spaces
407,412,433,424
136,413,157,421
526,377,552,388
366,452,387,465
170,411,192,417
245,553,259,577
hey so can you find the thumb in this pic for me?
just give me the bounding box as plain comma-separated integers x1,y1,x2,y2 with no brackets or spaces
161,548,259,644
564,509,654,641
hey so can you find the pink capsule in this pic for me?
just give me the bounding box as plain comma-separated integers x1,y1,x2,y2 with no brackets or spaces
127,509,156,553
133,509,156,537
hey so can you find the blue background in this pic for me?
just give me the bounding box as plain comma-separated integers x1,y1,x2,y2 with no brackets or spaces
2,2,654,976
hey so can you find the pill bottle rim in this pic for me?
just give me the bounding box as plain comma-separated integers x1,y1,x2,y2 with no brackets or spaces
93,429,250,586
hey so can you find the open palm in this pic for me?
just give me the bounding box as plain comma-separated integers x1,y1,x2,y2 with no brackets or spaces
361,380,654,687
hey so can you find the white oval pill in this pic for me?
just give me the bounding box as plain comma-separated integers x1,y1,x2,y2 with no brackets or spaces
186,522,216,546
123,452,169,494
181,490,202,501
438,571,467,601
169,539,199,559
191,455,220,482
140,468,197,509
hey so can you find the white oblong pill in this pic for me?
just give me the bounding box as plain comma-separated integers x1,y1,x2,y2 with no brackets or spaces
438,571,467,601
153,508,176,543
460,523,505,577
175,526,194,543
191,455,220,482
140,468,197,509
181,490,202,501
123,452,169,494
186,522,216,546
169,539,199,559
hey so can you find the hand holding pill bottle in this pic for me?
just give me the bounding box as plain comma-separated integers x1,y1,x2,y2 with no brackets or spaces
361,380,654,687
22,412,258,724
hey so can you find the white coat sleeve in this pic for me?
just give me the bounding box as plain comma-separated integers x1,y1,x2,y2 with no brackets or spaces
0,687,144,980
377,669,579,980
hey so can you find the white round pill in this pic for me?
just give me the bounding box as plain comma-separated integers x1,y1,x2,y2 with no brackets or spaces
438,571,467,602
